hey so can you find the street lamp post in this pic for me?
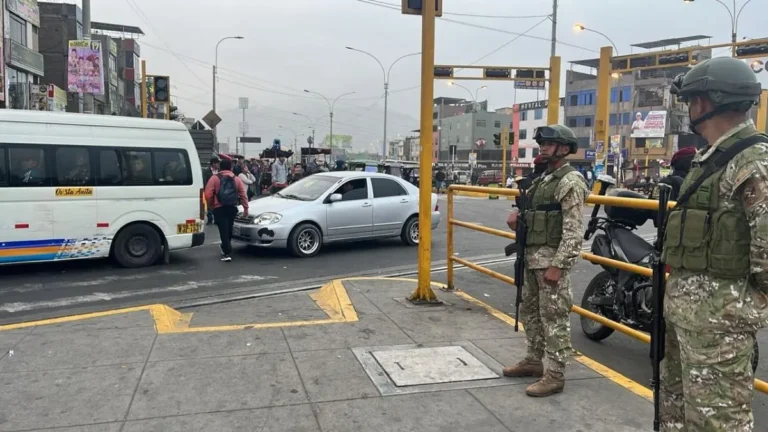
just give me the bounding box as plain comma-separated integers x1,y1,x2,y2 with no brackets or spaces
683,0,754,56
302,90,355,159
573,24,619,55
345,47,421,158
212,36,244,144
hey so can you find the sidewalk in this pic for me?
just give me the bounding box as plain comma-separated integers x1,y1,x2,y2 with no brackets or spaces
0,278,651,432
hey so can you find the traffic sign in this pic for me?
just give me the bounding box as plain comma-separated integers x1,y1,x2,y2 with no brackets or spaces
238,97,249,109
239,137,261,143
202,110,222,128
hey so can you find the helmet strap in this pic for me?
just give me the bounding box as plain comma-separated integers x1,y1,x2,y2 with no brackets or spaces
689,103,741,136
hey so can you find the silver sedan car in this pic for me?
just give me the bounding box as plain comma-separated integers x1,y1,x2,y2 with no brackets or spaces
232,171,441,257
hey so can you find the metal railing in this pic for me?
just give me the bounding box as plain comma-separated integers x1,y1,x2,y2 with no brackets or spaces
445,183,768,395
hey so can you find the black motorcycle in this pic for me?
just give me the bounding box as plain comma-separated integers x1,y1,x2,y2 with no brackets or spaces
580,176,759,372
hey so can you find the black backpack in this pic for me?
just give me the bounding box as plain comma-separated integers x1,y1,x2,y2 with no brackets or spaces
217,174,239,207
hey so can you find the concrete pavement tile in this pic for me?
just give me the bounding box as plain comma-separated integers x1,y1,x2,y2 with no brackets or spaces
32,310,156,333
282,314,414,352
470,338,601,381
314,390,508,432
0,329,31,353
468,378,652,432
0,364,142,431
186,294,327,326
23,424,122,432
0,327,155,372
292,348,379,402
127,353,307,419
343,287,384,315
122,404,320,432
386,308,517,343
149,328,289,361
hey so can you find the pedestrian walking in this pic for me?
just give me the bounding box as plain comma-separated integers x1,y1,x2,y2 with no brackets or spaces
204,159,249,262
202,157,219,225
271,154,288,195
503,125,588,397
659,56,768,431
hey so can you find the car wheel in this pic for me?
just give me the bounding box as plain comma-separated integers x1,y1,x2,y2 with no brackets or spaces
401,216,419,246
289,223,322,258
113,223,163,268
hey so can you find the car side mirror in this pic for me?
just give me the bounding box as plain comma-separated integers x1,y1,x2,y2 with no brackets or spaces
329,193,342,203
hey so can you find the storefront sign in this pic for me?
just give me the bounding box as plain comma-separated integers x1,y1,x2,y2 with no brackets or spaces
8,40,44,76
585,150,596,160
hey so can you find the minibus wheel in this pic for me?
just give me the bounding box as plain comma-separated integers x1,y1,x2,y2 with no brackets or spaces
113,223,163,268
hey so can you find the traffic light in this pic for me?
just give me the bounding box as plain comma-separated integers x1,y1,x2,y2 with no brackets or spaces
153,76,170,103
402,0,442,17
508,132,514,144
169,105,179,121
493,133,501,147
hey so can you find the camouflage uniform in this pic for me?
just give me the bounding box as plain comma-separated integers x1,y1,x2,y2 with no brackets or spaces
660,120,768,432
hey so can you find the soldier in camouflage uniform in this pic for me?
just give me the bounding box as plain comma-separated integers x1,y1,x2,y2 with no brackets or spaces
660,57,768,431
503,125,589,397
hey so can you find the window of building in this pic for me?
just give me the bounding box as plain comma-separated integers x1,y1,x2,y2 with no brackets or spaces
519,129,527,140
568,93,578,106
622,87,631,102
8,68,30,110
133,54,140,79
577,137,591,148
98,150,122,185
372,178,407,198
494,120,501,128
123,150,153,184
432,125,438,132
532,147,539,157
635,138,647,148
585,91,596,105
509,121,514,129
518,148,526,159
56,147,92,186
76,22,83,39
623,112,631,125
534,109,543,120
567,117,578,128
333,178,368,201
520,111,528,121
476,119,486,128
433,112,438,119
9,14,27,46
584,116,593,127
8,147,49,187
109,54,117,74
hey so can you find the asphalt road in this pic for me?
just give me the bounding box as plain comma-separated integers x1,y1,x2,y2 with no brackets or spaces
0,195,519,324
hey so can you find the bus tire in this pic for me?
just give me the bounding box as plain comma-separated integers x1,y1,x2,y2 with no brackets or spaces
113,223,163,268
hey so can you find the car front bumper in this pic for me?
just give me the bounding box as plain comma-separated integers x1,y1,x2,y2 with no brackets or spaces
231,221,291,249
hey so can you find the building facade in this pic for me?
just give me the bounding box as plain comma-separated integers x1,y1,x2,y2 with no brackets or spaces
437,110,513,162
433,96,486,162
5,0,45,110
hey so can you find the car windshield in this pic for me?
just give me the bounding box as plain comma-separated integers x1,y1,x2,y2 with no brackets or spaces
273,175,339,201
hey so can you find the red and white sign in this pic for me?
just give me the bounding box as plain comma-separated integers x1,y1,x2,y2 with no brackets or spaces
475,139,485,147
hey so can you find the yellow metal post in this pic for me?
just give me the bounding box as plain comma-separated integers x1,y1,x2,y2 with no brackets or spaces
408,0,439,304
595,47,612,173
141,60,147,119
502,125,509,183
446,191,455,290
757,89,768,133
547,56,561,125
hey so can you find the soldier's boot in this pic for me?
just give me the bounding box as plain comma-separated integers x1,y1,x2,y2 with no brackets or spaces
525,370,565,397
502,359,543,378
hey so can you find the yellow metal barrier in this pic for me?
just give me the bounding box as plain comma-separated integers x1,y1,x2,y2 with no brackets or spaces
445,184,768,394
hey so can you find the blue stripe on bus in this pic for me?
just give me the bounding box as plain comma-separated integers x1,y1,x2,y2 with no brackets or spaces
0,253,59,264
0,239,68,249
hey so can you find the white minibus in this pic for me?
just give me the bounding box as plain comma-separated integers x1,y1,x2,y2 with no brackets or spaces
0,110,206,268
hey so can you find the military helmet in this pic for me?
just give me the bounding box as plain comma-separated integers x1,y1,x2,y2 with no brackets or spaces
533,125,579,155
670,57,761,112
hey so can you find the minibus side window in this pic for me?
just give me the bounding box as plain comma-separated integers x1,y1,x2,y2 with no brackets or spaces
96,149,123,186
153,150,191,185
0,147,7,186
55,147,93,187
122,150,153,185
8,147,51,187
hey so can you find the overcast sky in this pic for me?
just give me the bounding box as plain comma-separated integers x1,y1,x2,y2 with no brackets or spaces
94,0,768,157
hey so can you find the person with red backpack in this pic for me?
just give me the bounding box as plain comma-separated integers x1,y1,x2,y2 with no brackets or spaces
204,159,249,262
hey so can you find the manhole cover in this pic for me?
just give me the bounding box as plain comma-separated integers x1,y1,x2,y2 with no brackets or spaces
371,346,498,387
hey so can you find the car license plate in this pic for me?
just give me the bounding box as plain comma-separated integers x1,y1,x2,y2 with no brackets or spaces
176,222,201,234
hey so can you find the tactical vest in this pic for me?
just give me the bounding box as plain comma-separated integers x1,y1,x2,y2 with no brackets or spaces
661,140,756,279
524,165,576,248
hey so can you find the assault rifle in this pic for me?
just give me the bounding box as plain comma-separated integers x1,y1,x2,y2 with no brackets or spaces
650,183,671,432
504,185,528,332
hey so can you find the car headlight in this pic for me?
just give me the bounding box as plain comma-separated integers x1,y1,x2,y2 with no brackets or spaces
253,212,282,225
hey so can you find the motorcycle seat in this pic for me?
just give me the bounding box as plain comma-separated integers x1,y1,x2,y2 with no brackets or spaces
609,226,654,263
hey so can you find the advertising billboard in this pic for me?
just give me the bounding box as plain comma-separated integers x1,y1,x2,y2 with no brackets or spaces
67,40,105,95
630,110,667,138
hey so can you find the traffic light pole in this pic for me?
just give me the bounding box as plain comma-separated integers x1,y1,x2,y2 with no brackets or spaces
141,60,147,119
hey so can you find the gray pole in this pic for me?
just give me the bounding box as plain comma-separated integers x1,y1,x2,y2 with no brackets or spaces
82,0,92,113
383,82,388,160
329,111,334,160
550,0,558,57
212,65,217,145
241,107,246,156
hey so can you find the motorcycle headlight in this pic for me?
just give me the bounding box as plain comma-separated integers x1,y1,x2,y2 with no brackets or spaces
253,212,282,225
